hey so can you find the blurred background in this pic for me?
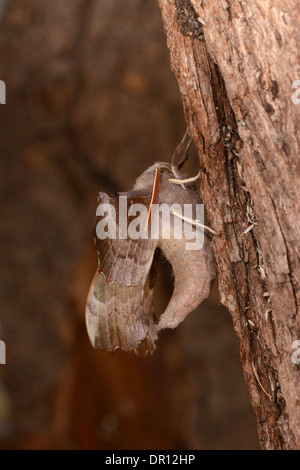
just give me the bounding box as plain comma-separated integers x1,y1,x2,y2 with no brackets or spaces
0,0,259,449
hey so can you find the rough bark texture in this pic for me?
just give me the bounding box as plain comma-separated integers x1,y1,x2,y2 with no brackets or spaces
158,0,300,449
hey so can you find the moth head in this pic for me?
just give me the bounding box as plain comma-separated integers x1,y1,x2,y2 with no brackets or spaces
133,162,171,192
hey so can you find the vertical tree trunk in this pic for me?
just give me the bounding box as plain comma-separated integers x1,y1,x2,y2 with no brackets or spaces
158,0,300,449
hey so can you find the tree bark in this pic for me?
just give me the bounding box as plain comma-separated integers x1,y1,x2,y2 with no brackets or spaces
158,0,300,449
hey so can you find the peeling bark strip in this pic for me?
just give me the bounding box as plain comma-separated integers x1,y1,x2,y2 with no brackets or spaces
158,0,300,449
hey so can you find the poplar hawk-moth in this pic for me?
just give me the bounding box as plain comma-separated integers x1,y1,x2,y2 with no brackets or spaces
86,132,216,355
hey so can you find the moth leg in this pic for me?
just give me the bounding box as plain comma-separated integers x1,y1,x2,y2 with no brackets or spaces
171,209,218,236
168,170,201,185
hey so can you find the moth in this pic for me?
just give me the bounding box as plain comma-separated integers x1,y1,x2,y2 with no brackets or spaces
86,130,216,355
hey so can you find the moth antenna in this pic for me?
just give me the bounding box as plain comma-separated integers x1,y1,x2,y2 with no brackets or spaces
145,167,160,229
171,128,192,179
171,209,218,235
168,170,201,185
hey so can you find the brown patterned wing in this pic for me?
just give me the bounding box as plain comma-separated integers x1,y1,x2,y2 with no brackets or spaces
85,191,159,355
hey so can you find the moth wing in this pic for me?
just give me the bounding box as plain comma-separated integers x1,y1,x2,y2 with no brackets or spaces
86,190,159,355
95,191,157,285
